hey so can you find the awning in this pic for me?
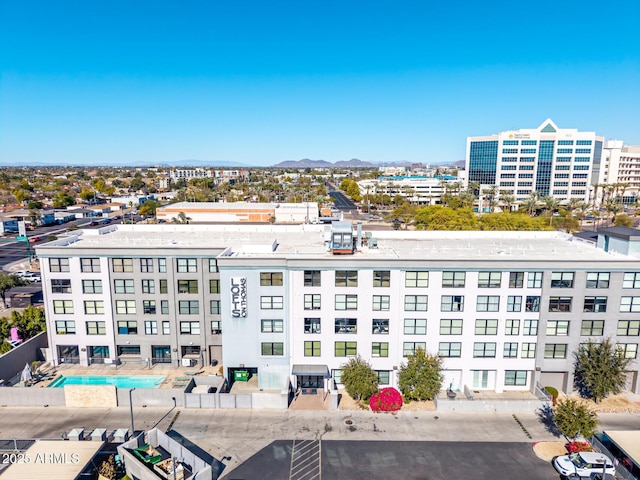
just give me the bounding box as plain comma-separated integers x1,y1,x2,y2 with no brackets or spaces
292,364,329,377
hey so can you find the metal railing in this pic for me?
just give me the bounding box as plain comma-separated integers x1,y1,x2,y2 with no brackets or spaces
0,438,63,452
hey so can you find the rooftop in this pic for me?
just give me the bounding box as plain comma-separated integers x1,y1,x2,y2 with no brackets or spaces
35,224,639,266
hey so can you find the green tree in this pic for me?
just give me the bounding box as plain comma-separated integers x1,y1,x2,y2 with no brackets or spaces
553,397,598,441
613,213,633,227
0,316,11,340
573,338,632,403
340,355,378,402
52,191,76,208
0,273,28,308
79,188,96,203
397,348,443,402
414,206,478,230
11,306,47,339
138,199,161,217
0,342,12,355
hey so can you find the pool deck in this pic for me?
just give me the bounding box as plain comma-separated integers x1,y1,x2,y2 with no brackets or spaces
26,362,223,389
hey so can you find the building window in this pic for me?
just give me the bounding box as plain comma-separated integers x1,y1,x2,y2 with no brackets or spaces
372,342,389,357
144,321,158,335
141,279,155,294
403,342,426,357
547,320,570,336
507,296,522,312
509,272,524,288
115,300,136,314
210,300,221,315
373,270,390,287
527,272,542,288
440,319,463,335
335,294,358,310
523,319,538,336
117,345,141,356
442,271,465,288
617,320,640,336
82,279,102,294
335,341,357,357
53,300,74,314
623,272,640,289
503,342,518,358
441,295,464,312
403,318,427,335
114,279,135,294
304,341,321,357
505,371,527,386
405,271,428,288
304,270,321,287
476,296,499,312
159,279,168,294
335,318,357,334
521,343,536,358
211,320,222,334
158,258,167,273
178,300,199,314
86,321,106,335
81,258,100,273
586,272,609,288
143,300,156,314
505,319,520,335
551,272,574,288
161,300,169,314
260,272,283,286
332,369,343,384
620,296,640,312
140,258,154,273
404,295,427,311
616,343,638,359
208,258,218,273
478,271,501,288
304,294,321,310
180,321,201,335
475,319,498,335
178,279,198,294
117,320,137,335
376,371,390,385
51,279,72,294
335,270,358,287
260,296,283,310
544,344,567,359
372,319,389,334
49,258,70,273
162,321,170,335
549,297,572,312
304,318,321,334
581,320,604,336
112,258,134,273
84,300,104,315
525,296,540,312
55,320,75,334
261,319,283,333
177,258,197,273
439,342,461,357
583,297,607,313
372,295,390,311
473,342,496,357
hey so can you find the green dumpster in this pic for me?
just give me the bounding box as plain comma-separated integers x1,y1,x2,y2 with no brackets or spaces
234,370,249,382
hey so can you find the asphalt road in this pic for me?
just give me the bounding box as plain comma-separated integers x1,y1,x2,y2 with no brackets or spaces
329,190,358,211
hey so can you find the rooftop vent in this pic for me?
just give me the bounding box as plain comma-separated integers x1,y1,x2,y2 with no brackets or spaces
330,221,354,255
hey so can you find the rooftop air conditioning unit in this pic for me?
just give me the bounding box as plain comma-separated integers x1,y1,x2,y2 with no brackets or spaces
181,358,195,367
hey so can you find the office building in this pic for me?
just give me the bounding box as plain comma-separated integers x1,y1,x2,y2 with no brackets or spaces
36,223,640,398
466,119,604,203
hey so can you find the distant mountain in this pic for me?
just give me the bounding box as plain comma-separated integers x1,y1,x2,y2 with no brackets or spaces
271,158,420,168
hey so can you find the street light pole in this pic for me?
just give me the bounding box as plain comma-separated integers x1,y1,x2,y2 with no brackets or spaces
129,388,136,436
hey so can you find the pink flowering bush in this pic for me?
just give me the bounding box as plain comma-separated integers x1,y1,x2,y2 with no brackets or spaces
369,387,403,412
566,441,592,453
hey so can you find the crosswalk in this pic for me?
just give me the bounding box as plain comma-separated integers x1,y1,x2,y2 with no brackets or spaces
289,439,321,480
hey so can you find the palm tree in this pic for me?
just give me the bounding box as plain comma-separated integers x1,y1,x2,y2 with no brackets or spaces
541,196,560,226
499,193,515,212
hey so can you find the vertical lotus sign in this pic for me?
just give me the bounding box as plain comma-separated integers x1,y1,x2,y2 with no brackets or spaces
230,277,247,318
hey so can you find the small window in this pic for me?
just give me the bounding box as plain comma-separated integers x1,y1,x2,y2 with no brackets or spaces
55,320,76,335
581,320,604,336
210,300,221,315
478,271,501,288
476,296,499,312
527,272,542,288
159,279,168,294
304,270,321,287
372,319,389,334
617,320,640,336
261,319,284,333
405,271,428,288
549,297,572,312
442,271,465,288
115,300,136,314
616,343,638,359
544,344,567,359
304,294,321,310
583,296,607,313
180,321,201,335
83,300,104,315
509,272,524,288
178,279,199,294
441,295,464,312
158,258,167,273
178,300,199,314
335,270,358,287
403,318,427,335
507,296,522,312
86,321,106,335
586,272,609,288
144,321,158,335
260,296,283,310
403,342,426,357
505,370,527,386
372,295,390,311
523,320,538,336
81,258,101,273
209,279,220,294
371,342,389,357
551,272,574,288
404,295,427,311
473,342,496,358
335,294,358,310
525,296,540,312
211,320,222,334
521,343,536,358
505,319,520,335
208,258,218,273
260,272,283,286
143,300,156,314
177,258,197,273
49,258,70,273
112,258,134,273
51,279,72,294
304,341,321,357
334,341,357,357
439,342,461,357
335,318,357,334
623,272,640,289
373,270,390,287
117,320,138,335
114,279,135,294
440,319,463,335
503,343,518,358
140,258,154,273
546,320,570,336
304,318,321,334
620,296,640,313
141,280,155,294
475,319,498,335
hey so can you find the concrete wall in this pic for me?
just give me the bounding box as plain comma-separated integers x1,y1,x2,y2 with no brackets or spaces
251,392,289,409
0,386,65,406
434,397,543,413
116,387,185,407
0,332,48,384
219,393,253,409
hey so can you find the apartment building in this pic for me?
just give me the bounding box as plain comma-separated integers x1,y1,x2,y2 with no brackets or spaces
598,140,640,204
357,175,458,206
466,119,604,203
36,224,640,397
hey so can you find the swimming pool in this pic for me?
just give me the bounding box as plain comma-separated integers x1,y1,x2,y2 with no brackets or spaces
48,375,166,389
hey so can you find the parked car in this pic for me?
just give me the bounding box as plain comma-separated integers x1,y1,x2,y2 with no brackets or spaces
113,215,121,220
89,221,98,226
553,452,615,479
101,218,111,225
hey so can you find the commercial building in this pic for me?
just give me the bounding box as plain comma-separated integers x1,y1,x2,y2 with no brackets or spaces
598,141,640,205
357,175,459,206
466,119,604,203
156,201,319,224
36,224,640,400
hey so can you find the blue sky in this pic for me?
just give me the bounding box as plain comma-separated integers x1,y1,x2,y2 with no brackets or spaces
1,0,639,166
